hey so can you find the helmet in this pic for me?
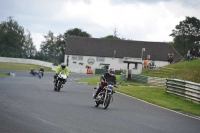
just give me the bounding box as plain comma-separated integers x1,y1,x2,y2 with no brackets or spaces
61,63,66,70
108,67,115,76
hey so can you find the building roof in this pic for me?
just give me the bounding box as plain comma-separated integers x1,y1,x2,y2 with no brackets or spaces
66,36,182,62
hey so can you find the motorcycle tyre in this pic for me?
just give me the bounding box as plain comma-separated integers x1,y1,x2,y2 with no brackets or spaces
94,101,100,107
103,94,111,109
57,82,62,92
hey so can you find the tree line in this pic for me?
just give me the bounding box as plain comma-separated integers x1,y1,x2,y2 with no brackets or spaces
0,16,200,64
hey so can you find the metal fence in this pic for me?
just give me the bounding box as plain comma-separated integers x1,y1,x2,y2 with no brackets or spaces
166,78,200,103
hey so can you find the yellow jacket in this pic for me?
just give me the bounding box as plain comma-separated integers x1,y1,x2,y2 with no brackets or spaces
56,66,69,76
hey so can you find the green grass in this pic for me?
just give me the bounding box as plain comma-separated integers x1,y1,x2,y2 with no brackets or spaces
142,59,200,83
76,77,200,116
76,75,121,85
0,62,53,72
0,73,9,77
115,86,200,116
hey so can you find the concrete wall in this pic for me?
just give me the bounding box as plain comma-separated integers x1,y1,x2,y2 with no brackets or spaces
0,57,57,71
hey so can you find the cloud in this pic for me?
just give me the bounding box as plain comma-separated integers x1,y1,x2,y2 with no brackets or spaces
31,33,45,50
1,0,200,50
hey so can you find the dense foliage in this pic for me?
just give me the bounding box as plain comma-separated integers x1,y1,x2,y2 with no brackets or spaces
170,16,200,57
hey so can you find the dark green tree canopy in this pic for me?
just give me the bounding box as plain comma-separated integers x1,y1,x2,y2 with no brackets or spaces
0,17,36,58
64,28,91,38
0,17,25,57
170,16,200,56
101,35,121,40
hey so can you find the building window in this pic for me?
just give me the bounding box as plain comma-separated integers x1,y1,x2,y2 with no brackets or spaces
72,56,83,60
96,57,105,62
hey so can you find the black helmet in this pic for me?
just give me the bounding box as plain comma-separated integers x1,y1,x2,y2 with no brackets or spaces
61,63,66,70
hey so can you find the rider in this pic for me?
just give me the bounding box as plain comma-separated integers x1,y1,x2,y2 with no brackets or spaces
93,67,117,99
39,67,44,77
53,63,69,87
30,68,36,75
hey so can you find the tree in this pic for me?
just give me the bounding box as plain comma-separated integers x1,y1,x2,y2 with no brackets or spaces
64,28,91,38
39,28,91,63
23,30,36,58
55,34,65,63
101,27,122,40
40,31,56,62
0,16,26,57
101,35,121,40
170,16,200,56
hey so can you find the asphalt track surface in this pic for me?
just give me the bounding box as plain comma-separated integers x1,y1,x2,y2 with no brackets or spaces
0,70,200,133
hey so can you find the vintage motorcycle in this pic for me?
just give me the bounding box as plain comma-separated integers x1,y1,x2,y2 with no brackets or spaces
54,70,67,92
93,82,117,109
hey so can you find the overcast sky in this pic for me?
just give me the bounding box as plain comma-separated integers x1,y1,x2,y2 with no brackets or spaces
0,0,200,50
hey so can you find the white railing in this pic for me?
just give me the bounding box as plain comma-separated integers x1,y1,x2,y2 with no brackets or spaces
166,79,200,103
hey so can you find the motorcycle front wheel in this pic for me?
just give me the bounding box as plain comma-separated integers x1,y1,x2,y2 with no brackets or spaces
94,101,100,107
103,94,111,109
57,82,62,92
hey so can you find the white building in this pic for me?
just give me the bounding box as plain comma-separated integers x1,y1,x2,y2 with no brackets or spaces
64,36,182,74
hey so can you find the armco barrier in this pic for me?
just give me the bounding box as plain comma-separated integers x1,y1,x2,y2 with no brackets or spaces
166,79,200,103
148,77,166,86
131,74,166,86
132,74,148,83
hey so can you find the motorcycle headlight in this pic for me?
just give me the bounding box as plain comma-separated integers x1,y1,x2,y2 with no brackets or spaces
108,85,113,90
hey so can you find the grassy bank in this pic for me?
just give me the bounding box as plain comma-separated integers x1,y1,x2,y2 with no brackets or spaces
0,62,54,72
142,60,200,83
76,77,200,116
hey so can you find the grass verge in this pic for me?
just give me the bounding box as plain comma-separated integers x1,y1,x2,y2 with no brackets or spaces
0,62,54,72
76,77,200,116
115,86,200,116
0,73,9,77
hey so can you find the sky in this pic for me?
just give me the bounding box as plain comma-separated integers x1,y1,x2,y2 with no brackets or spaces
0,0,200,50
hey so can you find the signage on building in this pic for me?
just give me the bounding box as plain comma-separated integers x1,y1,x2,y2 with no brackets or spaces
87,57,95,65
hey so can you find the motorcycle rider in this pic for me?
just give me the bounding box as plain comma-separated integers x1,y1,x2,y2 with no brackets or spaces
93,67,117,99
39,67,44,77
53,63,69,88
30,68,36,75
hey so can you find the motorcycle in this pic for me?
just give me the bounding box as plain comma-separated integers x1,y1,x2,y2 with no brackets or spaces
38,71,43,79
93,82,117,109
30,70,37,76
54,70,67,92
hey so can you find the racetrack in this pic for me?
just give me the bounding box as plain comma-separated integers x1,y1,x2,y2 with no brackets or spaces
0,70,199,133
